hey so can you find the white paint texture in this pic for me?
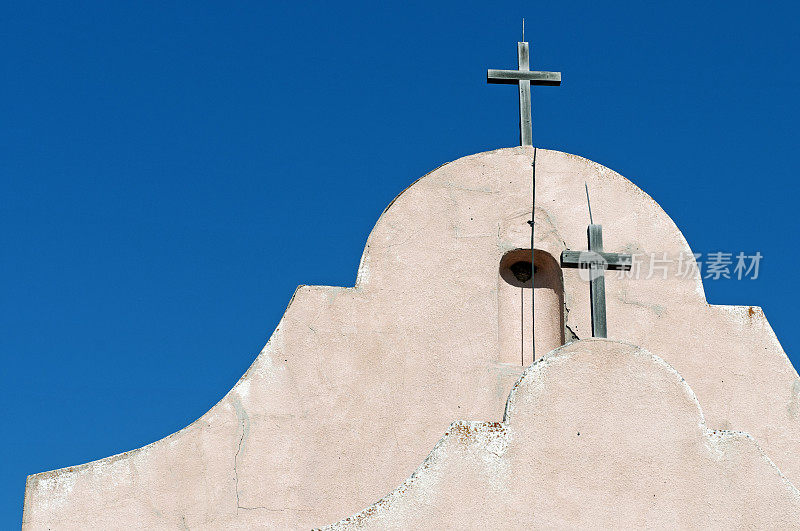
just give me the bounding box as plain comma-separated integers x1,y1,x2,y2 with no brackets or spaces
23,147,800,528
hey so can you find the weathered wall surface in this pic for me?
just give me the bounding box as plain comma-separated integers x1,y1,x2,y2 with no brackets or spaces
328,340,800,529
23,147,800,528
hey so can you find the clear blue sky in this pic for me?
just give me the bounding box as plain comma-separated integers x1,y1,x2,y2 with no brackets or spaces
3,1,798,524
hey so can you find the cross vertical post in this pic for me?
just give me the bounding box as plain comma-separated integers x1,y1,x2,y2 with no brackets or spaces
587,224,607,337
517,42,532,146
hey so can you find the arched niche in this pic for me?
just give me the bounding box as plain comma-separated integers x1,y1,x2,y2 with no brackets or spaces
498,249,565,365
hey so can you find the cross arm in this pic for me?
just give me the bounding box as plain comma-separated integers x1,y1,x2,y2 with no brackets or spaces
560,250,632,271
487,69,562,86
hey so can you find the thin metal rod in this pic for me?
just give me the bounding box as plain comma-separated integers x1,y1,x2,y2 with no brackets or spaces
531,148,537,362
522,18,525,42
520,287,524,365
585,182,593,224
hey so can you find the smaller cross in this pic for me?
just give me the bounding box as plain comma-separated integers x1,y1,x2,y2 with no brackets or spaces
487,38,561,146
561,224,632,338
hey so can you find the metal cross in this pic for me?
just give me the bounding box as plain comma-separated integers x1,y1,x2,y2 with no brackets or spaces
560,225,632,338
487,38,561,146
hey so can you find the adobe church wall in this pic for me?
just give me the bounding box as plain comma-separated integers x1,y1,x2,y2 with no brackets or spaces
23,147,800,529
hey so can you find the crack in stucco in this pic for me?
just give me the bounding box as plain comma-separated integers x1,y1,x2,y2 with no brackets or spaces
234,429,245,512
440,181,497,194
238,505,312,512
789,379,800,419
383,220,434,252
565,324,579,343
617,285,665,316
563,299,580,343
538,208,568,251
232,396,250,513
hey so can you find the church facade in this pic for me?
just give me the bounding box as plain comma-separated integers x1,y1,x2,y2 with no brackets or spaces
23,146,800,528
23,36,800,528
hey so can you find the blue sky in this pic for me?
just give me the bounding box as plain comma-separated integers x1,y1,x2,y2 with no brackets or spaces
3,1,798,525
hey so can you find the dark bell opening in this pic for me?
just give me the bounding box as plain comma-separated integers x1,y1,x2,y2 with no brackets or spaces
509,260,537,283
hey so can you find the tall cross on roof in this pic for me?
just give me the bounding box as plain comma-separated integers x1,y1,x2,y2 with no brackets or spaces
487,24,561,145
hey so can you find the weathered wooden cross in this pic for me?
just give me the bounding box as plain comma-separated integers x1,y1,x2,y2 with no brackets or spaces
561,222,632,338
487,37,561,146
